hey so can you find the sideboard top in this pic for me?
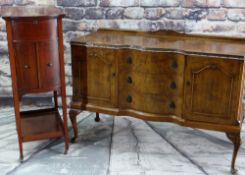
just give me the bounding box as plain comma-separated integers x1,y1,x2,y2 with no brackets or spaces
71,29,245,60
1,6,65,18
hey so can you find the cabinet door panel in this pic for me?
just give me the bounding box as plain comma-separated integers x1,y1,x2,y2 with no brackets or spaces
80,47,117,107
38,40,60,89
14,42,39,92
184,56,243,125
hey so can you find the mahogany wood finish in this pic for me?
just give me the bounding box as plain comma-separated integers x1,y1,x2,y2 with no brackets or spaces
70,29,245,173
2,7,69,160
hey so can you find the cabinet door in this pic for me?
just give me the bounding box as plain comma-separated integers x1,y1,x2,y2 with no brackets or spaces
38,40,60,89
79,47,117,107
183,56,243,125
14,42,39,93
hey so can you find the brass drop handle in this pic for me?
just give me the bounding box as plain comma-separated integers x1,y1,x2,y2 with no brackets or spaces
170,81,176,89
186,81,191,86
23,65,30,69
127,95,132,103
169,101,176,109
172,60,178,69
47,63,53,67
127,76,132,84
127,56,132,64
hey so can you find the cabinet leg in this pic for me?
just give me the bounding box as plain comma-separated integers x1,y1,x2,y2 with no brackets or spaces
95,112,100,122
18,139,23,161
226,132,241,174
69,109,80,143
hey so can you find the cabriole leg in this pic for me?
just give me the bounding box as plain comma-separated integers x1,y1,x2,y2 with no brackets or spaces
69,109,80,143
95,112,100,122
226,132,241,174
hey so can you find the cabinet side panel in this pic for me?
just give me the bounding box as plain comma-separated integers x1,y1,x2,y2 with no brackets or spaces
71,44,85,102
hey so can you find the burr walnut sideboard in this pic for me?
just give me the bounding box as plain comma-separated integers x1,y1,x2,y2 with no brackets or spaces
69,29,245,173
2,7,69,160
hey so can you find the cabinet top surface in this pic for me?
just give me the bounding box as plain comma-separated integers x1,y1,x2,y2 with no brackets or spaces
1,6,64,18
72,29,245,60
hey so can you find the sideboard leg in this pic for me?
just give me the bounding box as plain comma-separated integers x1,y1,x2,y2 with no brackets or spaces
226,132,241,174
95,112,100,122
69,109,81,143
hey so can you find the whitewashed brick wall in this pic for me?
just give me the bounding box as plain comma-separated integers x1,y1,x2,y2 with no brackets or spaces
1,0,245,97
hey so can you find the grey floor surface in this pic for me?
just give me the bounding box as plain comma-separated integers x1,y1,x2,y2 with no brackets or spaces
0,106,244,175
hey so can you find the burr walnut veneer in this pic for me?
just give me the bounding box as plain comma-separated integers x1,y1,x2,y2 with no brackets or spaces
70,29,245,173
2,7,69,160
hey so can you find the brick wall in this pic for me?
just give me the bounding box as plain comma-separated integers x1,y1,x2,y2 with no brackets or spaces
1,0,245,97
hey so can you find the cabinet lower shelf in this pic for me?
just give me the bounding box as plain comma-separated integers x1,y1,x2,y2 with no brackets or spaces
20,108,64,142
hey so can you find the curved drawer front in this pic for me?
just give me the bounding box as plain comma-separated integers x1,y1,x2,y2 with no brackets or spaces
119,90,182,115
12,18,57,40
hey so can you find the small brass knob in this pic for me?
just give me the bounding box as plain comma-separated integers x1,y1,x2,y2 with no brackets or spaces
169,101,176,109
170,82,176,89
127,95,132,103
186,81,191,86
23,65,30,69
47,63,53,67
127,76,132,84
127,56,132,64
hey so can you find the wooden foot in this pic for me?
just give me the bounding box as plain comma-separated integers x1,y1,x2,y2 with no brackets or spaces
69,109,81,143
95,112,100,122
19,150,23,161
226,132,241,174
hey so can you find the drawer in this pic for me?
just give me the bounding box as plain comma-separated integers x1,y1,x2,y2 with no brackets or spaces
119,90,182,115
119,69,183,96
119,50,184,74
12,18,57,40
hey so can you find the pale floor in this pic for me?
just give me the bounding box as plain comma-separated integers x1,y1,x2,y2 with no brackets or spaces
0,106,245,175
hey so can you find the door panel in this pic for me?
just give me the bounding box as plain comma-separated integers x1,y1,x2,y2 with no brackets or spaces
183,56,243,125
80,47,117,107
39,40,60,89
14,42,39,92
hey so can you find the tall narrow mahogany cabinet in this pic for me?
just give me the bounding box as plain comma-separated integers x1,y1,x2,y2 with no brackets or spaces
2,7,69,160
